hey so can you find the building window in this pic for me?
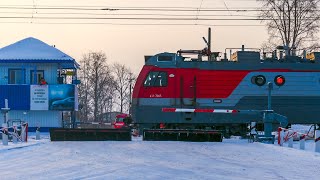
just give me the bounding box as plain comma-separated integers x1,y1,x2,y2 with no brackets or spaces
8,69,26,84
144,71,168,87
30,70,44,84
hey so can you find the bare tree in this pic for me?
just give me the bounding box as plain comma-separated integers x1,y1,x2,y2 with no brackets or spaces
99,71,116,117
258,0,320,52
112,63,136,113
78,52,115,122
88,52,114,121
78,53,136,120
78,54,92,122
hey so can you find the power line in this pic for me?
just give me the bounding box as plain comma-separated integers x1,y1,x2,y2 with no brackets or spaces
0,6,105,11
0,16,315,21
0,12,261,18
0,4,266,9
0,21,265,26
0,6,288,12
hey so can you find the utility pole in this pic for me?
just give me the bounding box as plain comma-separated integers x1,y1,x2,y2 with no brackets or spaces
128,73,134,114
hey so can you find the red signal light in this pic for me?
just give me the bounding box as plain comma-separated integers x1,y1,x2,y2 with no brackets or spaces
274,75,285,86
276,77,284,84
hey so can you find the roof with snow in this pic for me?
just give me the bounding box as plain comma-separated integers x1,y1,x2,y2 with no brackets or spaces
0,37,79,69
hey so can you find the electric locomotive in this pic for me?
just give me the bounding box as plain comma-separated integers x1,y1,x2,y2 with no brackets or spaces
131,28,320,138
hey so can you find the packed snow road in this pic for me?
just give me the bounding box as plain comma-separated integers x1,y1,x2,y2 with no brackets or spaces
0,135,319,180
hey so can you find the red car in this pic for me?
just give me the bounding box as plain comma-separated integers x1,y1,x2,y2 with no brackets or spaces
113,114,130,129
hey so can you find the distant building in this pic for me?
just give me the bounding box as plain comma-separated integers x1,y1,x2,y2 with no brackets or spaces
0,37,80,131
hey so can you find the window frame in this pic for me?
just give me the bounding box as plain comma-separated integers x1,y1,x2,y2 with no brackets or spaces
30,70,45,85
8,68,26,84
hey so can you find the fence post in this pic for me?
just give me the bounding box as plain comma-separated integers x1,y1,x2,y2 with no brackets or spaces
12,125,18,144
278,127,281,145
2,123,8,146
25,123,28,142
21,123,28,142
299,135,305,150
36,127,40,140
278,127,285,146
315,130,320,153
288,134,293,148
249,122,257,143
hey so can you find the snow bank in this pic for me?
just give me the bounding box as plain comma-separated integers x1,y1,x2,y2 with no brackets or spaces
0,134,319,180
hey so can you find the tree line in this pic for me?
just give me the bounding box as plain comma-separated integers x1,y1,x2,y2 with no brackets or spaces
259,0,320,52
77,51,136,122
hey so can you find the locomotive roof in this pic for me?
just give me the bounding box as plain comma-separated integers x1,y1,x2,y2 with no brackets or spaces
144,52,320,71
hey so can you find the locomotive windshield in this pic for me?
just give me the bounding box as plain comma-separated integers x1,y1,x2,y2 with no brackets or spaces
144,71,168,87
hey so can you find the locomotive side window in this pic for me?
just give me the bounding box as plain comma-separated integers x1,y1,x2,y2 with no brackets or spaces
144,71,168,87
157,55,173,62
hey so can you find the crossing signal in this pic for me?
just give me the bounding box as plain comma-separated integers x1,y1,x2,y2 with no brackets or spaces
274,75,285,86
254,75,266,86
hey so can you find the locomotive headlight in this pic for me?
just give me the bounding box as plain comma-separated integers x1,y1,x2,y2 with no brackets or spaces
254,75,266,86
274,75,285,86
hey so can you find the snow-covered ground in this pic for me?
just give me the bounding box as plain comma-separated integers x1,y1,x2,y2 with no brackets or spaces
0,132,320,180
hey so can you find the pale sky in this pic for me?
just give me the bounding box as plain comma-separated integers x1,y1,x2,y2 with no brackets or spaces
0,0,268,74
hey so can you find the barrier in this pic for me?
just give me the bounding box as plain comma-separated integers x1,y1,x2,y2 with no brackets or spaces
1,122,28,145
316,130,320,153
277,126,317,152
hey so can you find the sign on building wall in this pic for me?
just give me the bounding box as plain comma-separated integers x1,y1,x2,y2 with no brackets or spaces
30,85,75,111
49,85,75,111
30,85,49,110
1,84,77,111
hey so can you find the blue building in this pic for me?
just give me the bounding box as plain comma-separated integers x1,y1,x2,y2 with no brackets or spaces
0,37,79,131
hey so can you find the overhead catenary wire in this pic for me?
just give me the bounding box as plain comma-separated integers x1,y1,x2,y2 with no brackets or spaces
0,3,313,26
0,5,314,20
0,12,265,18
0,21,265,26
0,6,305,12
0,16,316,21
